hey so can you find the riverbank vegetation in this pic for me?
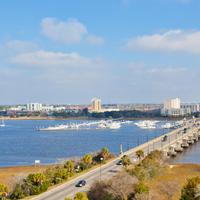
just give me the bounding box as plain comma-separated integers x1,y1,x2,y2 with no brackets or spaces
2,149,200,199
0,147,114,200
65,150,200,200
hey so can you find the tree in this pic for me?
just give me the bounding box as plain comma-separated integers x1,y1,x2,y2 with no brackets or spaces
136,150,144,161
27,173,46,186
101,147,110,159
180,176,200,200
74,192,88,200
82,154,93,167
64,160,75,176
11,184,26,199
108,171,138,200
0,184,8,199
88,181,113,200
122,155,131,167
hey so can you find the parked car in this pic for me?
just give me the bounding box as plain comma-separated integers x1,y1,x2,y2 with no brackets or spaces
76,180,86,187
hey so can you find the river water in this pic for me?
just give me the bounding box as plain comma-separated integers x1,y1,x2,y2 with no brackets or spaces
1,120,199,167
0,119,170,167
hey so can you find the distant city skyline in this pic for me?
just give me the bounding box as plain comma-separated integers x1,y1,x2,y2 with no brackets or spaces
1,0,200,104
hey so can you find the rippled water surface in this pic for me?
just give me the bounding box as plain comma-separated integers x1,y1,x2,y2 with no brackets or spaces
0,120,173,167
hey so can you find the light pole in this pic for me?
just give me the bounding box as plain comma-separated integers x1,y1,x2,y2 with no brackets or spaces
100,157,104,181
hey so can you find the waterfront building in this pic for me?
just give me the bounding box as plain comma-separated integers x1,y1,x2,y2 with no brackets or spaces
164,98,181,110
161,98,200,117
91,97,102,112
161,98,181,116
27,103,43,112
41,105,54,112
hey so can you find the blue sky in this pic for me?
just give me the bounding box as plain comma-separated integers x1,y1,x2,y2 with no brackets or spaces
0,0,200,104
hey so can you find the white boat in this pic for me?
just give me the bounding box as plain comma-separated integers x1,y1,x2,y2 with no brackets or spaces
0,119,5,127
134,120,157,129
161,123,174,129
97,121,121,130
108,122,121,129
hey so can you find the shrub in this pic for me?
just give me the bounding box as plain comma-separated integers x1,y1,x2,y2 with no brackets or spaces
52,167,68,184
82,154,93,168
131,150,165,181
135,150,144,161
88,181,113,200
122,155,131,167
134,182,149,195
180,176,200,200
0,184,8,199
27,173,46,186
64,160,75,176
65,197,72,200
74,192,88,200
101,147,110,159
10,184,26,199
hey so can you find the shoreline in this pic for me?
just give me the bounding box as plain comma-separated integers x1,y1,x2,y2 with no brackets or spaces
0,116,178,121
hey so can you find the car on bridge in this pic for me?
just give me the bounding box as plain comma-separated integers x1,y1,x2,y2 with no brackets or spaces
76,180,86,187
116,160,123,165
162,135,168,142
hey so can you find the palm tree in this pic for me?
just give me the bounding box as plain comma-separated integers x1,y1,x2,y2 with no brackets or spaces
135,150,144,161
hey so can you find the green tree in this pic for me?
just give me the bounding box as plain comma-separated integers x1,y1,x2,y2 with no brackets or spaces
121,155,131,167
53,167,68,183
11,184,26,199
74,192,89,200
135,150,144,161
27,173,46,186
101,147,110,159
180,176,200,200
0,183,8,200
64,160,75,176
82,154,93,167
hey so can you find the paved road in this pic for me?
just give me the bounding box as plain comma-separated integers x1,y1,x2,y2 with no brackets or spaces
32,120,198,200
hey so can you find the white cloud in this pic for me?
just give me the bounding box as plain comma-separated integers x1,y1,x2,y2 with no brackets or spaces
41,17,87,44
126,30,200,54
86,35,105,45
10,50,93,68
4,40,38,52
41,17,104,45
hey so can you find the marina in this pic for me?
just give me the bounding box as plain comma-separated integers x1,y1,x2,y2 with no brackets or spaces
0,119,170,167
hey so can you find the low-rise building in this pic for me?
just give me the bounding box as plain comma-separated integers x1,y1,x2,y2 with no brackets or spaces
27,103,43,112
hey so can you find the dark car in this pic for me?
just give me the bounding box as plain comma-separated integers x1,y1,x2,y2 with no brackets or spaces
76,180,86,187
116,160,123,165
162,135,168,142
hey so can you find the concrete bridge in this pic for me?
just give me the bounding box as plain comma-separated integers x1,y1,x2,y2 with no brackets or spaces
32,118,200,200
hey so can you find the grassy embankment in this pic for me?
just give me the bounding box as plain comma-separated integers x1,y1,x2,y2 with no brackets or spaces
146,164,200,200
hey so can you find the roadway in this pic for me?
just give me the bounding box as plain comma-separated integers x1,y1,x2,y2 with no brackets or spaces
32,120,198,200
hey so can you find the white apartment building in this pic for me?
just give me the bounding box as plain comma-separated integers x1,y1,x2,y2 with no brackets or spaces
27,103,43,112
161,98,200,117
164,98,181,110
41,105,54,112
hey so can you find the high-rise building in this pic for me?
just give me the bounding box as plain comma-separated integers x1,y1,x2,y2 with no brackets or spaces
161,98,181,116
91,97,102,112
164,98,181,110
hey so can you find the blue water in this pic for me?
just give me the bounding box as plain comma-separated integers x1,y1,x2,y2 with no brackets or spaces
0,120,169,167
171,141,200,164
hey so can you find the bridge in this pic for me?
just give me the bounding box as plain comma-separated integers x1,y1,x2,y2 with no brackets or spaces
32,118,200,200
